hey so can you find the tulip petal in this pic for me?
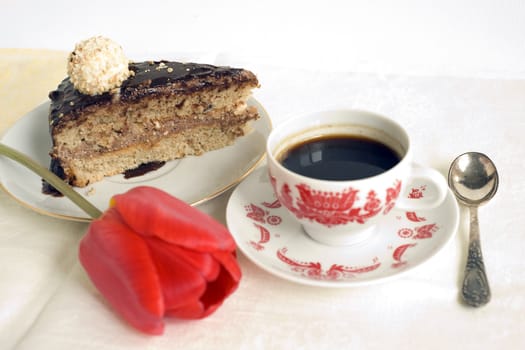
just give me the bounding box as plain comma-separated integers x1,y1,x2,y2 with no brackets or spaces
165,300,209,319
150,242,221,282
146,237,207,313
145,239,241,320
112,186,235,252
166,253,241,319
212,251,242,285
200,257,240,310
79,208,165,335
166,264,235,319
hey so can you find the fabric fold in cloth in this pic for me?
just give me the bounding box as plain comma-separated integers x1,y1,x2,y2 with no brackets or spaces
0,206,85,349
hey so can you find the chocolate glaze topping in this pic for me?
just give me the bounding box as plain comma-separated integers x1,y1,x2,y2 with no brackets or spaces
48,61,254,130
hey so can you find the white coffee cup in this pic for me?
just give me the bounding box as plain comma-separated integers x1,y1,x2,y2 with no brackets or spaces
266,109,447,246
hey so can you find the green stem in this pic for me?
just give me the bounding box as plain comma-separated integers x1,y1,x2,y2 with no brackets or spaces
0,142,102,219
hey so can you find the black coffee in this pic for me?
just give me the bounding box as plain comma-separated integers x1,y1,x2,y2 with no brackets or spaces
278,135,401,181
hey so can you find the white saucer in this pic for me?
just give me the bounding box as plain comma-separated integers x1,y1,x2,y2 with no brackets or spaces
226,167,459,287
0,98,271,222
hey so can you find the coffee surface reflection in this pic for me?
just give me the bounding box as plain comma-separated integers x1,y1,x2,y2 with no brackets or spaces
278,135,400,181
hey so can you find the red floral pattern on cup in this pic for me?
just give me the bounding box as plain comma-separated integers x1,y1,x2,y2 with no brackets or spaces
408,185,427,199
271,178,402,227
384,181,402,214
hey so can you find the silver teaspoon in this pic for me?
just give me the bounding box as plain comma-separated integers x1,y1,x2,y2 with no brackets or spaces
448,152,499,307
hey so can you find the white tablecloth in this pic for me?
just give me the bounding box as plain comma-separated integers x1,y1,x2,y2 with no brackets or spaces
1,1,525,349
1,54,524,349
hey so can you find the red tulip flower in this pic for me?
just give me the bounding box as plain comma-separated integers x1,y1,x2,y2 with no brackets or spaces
79,186,241,335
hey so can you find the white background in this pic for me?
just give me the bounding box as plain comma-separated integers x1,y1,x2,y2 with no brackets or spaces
1,0,524,79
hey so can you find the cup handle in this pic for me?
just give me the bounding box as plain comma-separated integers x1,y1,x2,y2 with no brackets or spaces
395,164,448,210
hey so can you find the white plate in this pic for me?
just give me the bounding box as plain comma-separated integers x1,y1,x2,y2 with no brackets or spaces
226,167,459,287
0,98,271,222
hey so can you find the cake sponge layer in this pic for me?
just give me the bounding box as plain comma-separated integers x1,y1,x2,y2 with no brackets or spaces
63,120,254,187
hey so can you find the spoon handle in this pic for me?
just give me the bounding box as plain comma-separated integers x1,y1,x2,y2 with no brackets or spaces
462,206,491,307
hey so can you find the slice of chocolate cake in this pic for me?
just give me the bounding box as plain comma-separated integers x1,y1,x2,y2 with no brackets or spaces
47,59,260,187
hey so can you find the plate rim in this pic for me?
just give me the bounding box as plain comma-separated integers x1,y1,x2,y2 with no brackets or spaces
0,97,272,222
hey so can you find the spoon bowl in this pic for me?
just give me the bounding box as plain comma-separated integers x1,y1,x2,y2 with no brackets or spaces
448,152,499,206
448,152,499,307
